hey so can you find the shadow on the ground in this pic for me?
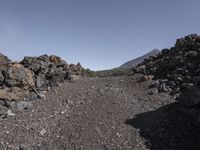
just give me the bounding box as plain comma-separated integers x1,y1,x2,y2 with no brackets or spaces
125,102,200,150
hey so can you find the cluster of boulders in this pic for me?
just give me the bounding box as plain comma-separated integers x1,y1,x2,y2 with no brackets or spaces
134,34,200,109
0,53,90,117
21,55,86,89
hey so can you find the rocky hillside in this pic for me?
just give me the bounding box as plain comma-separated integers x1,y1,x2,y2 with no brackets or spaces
0,54,90,116
120,49,160,69
134,34,200,110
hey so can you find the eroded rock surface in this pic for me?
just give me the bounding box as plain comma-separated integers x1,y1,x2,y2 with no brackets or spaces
134,34,200,109
0,54,89,117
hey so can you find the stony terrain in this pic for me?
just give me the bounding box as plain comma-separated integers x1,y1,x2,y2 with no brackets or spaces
0,54,92,117
135,34,200,111
0,74,199,150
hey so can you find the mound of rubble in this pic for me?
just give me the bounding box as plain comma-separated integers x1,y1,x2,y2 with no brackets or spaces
134,34,200,109
0,54,90,117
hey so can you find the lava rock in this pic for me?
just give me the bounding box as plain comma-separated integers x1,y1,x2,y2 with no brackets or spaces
49,55,63,64
0,71,4,85
0,53,10,65
36,74,48,89
4,64,34,88
135,34,200,108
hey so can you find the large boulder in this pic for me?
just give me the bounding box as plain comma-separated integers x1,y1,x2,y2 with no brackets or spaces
46,66,66,86
49,55,65,65
0,87,30,101
4,64,34,88
21,55,50,74
21,55,87,87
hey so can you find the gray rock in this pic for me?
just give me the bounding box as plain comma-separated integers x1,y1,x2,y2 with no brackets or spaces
16,101,32,111
0,99,6,106
4,64,34,88
68,75,80,81
149,88,159,95
0,71,4,85
26,92,38,101
134,34,200,107
36,74,48,89
0,105,7,116
4,109,15,118
0,54,89,116
0,53,10,64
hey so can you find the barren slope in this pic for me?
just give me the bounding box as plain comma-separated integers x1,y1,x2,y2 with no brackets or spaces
0,75,199,150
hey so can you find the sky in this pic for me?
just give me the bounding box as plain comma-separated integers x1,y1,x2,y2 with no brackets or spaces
0,0,200,70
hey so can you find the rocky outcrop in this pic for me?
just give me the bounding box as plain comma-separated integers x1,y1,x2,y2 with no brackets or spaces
20,55,86,89
4,64,34,88
0,55,36,103
134,34,200,110
0,53,89,117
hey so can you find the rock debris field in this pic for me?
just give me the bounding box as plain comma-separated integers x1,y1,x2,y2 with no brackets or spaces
0,75,199,150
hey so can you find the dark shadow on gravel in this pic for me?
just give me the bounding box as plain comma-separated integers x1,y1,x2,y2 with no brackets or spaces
125,102,200,150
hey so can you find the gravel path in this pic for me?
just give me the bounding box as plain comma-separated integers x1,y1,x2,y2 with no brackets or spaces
0,74,198,150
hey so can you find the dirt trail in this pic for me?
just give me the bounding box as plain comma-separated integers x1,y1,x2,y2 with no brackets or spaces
0,74,198,150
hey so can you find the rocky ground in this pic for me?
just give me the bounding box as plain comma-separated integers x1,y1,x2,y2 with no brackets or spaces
135,34,200,107
0,74,199,150
0,54,93,117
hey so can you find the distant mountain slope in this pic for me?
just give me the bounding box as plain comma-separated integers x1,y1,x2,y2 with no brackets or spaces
120,49,160,68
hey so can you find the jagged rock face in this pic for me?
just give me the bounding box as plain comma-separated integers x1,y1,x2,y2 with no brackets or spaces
0,64,35,102
135,34,200,107
0,53,90,117
0,54,87,102
21,55,86,89
21,55,57,74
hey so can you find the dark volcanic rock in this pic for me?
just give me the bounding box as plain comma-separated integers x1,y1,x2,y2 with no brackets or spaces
0,53,89,117
49,55,64,65
0,71,4,85
134,34,200,109
21,55,87,88
21,55,52,74
4,64,34,88
0,53,10,65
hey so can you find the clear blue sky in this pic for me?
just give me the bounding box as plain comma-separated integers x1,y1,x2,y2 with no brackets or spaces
0,0,200,70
